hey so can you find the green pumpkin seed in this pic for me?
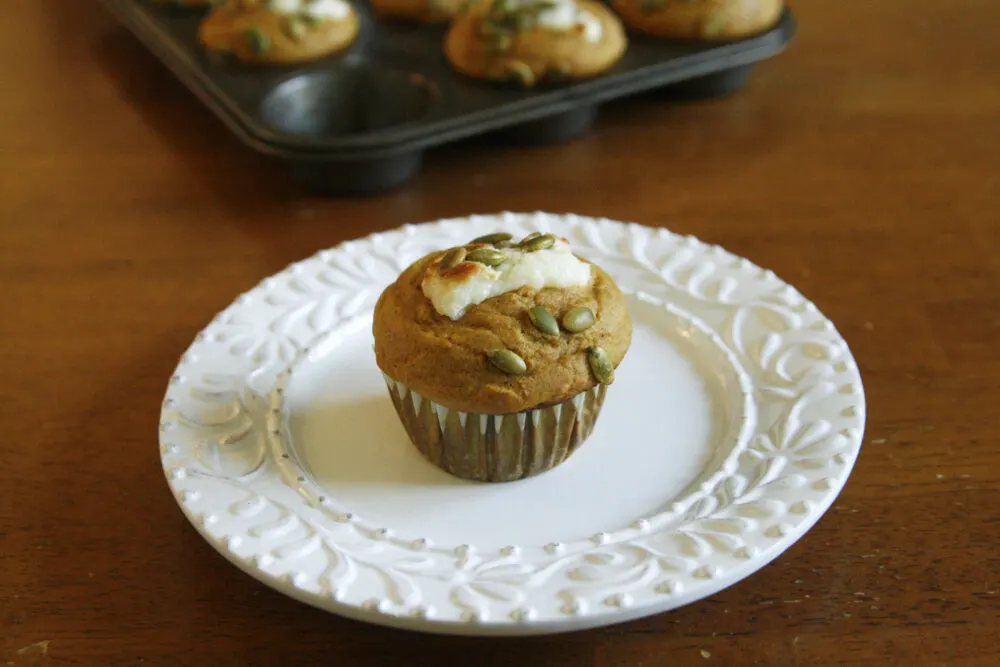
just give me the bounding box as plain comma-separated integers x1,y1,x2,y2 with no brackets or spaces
702,11,727,37
513,13,536,31
519,233,556,252
466,248,507,267
284,17,307,41
528,306,559,336
486,33,513,54
494,239,513,249
488,349,527,375
439,247,466,271
504,61,536,87
470,232,513,245
562,306,596,333
244,28,270,56
300,12,323,27
588,346,614,384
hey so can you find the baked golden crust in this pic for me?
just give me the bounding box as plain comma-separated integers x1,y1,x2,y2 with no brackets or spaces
373,250,632,414
198,0,359,64
612,0,782,41
369,0,471,23
444,1,627,85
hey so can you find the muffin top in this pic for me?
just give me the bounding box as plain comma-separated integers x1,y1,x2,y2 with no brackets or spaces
612,0,783,41
373,232,632,414
445,0,627,85
199,0,358,64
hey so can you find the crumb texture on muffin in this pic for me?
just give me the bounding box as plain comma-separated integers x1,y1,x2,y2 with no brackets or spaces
612,0,783,41
374,248,632,414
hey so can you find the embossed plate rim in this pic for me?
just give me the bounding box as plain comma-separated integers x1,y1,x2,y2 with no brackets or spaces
159,212,865,635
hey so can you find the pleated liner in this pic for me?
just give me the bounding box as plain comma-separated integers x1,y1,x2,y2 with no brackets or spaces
382,373,608,483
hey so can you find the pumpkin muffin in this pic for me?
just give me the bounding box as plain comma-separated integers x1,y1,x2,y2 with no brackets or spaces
374,230,632,482
369,0,472,23
198,0,360,65
445,0,627,87
612,0,783,41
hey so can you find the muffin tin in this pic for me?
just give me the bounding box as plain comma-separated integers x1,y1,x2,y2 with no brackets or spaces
100,1,796,195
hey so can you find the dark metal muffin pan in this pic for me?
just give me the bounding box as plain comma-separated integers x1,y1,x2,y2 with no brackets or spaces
99,1,796,195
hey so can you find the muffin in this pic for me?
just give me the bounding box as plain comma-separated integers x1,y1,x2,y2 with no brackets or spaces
612,0,783,41
369,0,472,23
445,0,627,87
198,0,360,64
373,231,632,483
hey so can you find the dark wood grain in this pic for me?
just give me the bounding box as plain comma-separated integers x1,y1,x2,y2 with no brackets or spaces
2,0,999,665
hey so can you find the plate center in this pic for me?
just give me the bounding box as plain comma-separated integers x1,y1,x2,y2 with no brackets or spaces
284,298,749,550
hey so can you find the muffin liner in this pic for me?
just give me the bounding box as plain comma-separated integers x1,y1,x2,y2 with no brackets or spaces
382,373,609,483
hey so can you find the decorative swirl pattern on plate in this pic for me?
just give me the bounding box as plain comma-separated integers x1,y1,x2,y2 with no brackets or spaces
160,212,865,634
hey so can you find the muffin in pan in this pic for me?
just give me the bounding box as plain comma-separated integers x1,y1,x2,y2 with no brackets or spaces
198,0,360,64
612,0,783,41
445,0,627,87
369,0,472,24
373,231,632,483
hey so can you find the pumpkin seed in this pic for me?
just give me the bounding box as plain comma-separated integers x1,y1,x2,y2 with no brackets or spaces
494,239,513,249
520,232,542,243
244,28,270,56
466,248,507,267
470,232,513,245
504,61,536,87
528,306,559,336
439,247,466,271
519,233,555,252
300,12,323,27
488,349,527,375
283,16,307,41
486,33,513,54
513,13,535,31
588,346,614,384
702,11,727,37
562,306,596,333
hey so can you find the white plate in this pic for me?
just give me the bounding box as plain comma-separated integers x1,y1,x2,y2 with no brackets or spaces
160,213,865,635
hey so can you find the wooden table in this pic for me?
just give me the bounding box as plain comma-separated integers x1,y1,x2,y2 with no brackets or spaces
3,0,998,664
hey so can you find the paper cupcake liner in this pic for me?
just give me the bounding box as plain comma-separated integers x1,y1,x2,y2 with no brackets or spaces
382,373,608,483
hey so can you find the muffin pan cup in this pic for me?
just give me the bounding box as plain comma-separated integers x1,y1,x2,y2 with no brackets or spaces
100,1,796,195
